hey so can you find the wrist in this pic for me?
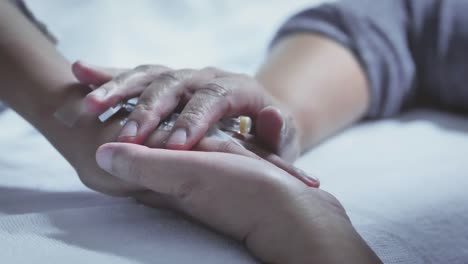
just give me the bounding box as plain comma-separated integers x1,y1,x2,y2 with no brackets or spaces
292,216,380,264
26,82,94,166
1,58,82,126
276,189,381,264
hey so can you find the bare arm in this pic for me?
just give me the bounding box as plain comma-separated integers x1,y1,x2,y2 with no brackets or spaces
0,1,76,121
258,0,468,153
256,33,369,152
0,1,135,194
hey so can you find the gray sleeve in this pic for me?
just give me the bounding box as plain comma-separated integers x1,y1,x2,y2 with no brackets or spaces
272,0,468,118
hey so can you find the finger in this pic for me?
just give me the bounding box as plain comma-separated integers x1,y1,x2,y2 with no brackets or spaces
256,106,300,162
239,138,319,188
85,65,171,114
144,128,171,148
72,61,126,87
166,76,266,150
95,142,296,241
262,155,319,188
144,119,259,159
194,130,319,188
118,69,213,143
72,61,131,113
95,142,258,199
194,134,261,160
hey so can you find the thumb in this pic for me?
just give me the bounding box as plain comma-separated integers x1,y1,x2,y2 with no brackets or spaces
95,142,237,196
255,106,283,145
72,60,125,87
95,142,143,181
255,106,301,162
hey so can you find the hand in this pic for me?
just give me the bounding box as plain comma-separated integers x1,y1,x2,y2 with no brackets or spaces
53,81,318,196
94,142,381,264
72,61,302,162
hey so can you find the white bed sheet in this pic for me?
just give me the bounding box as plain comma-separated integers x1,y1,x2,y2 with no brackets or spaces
2,1,468,263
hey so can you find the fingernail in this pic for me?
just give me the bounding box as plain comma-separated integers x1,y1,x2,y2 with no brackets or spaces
167,128,187,146
295,167,320,187
96,146,114,173
118,120,138,139
88,88,107,100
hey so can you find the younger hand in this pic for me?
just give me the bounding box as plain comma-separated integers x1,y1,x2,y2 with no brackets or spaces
95,142,380,263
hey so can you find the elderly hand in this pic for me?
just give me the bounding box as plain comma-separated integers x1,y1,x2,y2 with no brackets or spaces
53,70,318,196
72,61,301,162
94,142,381,264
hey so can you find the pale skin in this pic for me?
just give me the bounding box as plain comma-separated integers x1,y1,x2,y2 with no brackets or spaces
257,34,370,149
96,142,381,263
0,1,379,263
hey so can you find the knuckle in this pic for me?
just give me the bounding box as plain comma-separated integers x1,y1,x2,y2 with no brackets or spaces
157,70,180,82
134,102,155,113
134,64,155,72
199,82,231,98
112,71,133,86
134,64,170,74
132,103,161,121
178,109,206,127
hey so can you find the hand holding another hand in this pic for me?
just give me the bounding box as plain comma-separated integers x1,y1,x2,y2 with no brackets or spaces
95,142,380,264
72,61,302,162
52,62,318,197
52,61,379,263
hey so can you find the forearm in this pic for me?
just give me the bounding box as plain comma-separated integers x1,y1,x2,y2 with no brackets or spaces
0,1,92,166
256,34,369,152
0,1,77,119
